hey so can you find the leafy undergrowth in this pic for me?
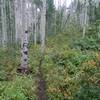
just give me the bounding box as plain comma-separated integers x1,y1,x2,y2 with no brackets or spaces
0,32,100,100
0,47,38,100
42,33,100,100
0,75,37,100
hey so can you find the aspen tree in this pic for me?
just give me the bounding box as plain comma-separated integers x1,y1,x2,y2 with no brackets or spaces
18,0,30,73
1,0,7,47
82,0,88,38
34,4,37,45
40,0,46,53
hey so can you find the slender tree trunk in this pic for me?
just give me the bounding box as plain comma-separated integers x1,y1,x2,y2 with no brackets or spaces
34,4,37,45
14,0,19,42
40,0,46,53
54,3,56,34
0,0,2,46
1,0,6,47
82,1,88,39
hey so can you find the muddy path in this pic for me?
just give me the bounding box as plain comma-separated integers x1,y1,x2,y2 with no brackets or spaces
37,57,47,100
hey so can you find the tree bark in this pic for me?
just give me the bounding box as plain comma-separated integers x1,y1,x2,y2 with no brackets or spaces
18,31,29,73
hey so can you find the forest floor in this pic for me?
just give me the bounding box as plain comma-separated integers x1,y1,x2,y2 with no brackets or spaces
0,33,100,99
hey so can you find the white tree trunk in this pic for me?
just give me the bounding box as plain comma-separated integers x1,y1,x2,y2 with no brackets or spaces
82,2,88,39
34,4,37,45
18,0,30,73
40,0,46,53
1,0,6,47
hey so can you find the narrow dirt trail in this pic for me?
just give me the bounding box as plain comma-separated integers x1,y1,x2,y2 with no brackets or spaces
37,57,47,100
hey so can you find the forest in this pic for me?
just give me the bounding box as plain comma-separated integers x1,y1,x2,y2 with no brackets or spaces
0,0,100,100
